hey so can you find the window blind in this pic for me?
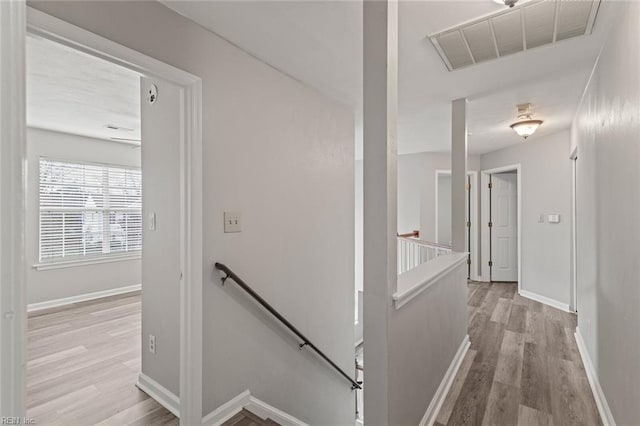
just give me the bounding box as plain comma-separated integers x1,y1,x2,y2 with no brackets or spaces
39,158,142,262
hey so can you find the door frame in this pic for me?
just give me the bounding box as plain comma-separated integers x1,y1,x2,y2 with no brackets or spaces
480,164,522,292
2,7,203,424
434,170,480,281
0,0,27,417
570,146,578,312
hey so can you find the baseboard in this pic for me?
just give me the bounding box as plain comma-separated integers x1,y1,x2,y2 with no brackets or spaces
28,284,141,313
202,390,308,426
420,334,471,426
201,391,251,425
245,396,308,426
136,372,180,417
519,289,572,313
574,328,616,426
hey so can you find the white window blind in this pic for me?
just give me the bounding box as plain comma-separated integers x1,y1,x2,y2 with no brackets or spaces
39,158,142,262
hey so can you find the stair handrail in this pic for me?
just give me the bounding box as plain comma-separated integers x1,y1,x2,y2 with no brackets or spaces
396,235,453,251
214,262,362,390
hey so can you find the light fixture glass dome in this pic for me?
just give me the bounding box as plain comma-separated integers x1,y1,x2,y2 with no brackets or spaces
510,119,543,139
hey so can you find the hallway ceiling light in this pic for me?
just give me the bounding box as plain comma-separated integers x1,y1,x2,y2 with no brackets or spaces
493,0,518,8
510,103,543,139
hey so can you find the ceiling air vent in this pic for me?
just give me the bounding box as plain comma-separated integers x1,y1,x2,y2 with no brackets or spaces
429,0,600,71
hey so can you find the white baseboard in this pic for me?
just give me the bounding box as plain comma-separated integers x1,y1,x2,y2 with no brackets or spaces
574,328,616,426
202,390,308,426
28,284,141,313
136,372,180,417
201,391,251,425
519,289,572,313
420,334,471,426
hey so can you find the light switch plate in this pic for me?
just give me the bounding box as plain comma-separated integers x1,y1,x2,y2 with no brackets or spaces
224,211,242,233
548,214,561,223
148,213,156,231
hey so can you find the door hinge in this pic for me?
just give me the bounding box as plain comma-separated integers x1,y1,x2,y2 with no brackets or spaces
488,221,493,228
467,258,471,265
466,221,471,228
488,260,493,267
488,182,493,189
466,183,471,190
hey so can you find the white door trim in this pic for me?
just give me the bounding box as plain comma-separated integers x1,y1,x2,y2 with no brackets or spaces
0,0,27,417
570,147,578,312
480,164,522,292
434,170,480,281
5,8,204,423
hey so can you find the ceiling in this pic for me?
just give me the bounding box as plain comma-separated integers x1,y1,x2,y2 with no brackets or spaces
163,0,615,156
26,35,141,144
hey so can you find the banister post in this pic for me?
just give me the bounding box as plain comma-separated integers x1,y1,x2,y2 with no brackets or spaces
451,98,468,253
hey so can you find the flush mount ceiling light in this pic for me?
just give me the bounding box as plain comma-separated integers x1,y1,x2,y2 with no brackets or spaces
104,124,134,132
510,103,543,139
493,0,518,7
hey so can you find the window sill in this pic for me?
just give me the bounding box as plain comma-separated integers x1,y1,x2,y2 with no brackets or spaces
33,254,141,271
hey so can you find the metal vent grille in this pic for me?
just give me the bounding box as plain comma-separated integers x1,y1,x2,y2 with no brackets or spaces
429,0,600,71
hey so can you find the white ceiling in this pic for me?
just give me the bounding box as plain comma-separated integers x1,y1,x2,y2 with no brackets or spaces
26,35,141,143
163,0,615,156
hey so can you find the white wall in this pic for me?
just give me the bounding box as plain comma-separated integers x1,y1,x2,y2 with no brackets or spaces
397,152,480,241
389,257,468,424
25,128,141,304
480,130,572,305
437,174,452,245
571,2,640,423
140,79,181,397
29,2,356,423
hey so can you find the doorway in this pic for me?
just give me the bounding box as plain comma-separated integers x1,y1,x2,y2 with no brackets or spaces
435,170,479,280
25,33,149,423
489,171,518,282
2,8,203,423
481,165,522,289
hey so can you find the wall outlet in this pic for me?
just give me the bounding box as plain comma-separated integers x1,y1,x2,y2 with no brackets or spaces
148,334,156,354
538,214,545,223
548,214,561,223
224,211,242,233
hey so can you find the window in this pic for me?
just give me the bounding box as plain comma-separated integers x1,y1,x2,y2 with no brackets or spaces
39,158,142,263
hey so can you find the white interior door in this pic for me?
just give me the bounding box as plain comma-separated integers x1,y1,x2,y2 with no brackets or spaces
140,77,182,395
491,173,518,282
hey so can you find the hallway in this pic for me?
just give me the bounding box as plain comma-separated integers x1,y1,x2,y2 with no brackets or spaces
436,281,601,426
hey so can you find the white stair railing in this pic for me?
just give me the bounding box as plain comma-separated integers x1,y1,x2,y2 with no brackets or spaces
397,236,451,274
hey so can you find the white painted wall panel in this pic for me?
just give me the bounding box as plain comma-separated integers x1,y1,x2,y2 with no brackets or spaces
571,3,640,422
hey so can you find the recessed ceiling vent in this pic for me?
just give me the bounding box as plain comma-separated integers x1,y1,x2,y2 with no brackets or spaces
429,0,600,71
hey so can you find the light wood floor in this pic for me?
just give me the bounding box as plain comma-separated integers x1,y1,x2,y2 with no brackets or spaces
436,281,601,426
222,409,280,426
26,292,177,426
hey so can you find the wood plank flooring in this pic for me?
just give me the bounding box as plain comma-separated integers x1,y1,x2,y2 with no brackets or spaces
436,281,601,426
222,409,280,426
26,292,177,426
